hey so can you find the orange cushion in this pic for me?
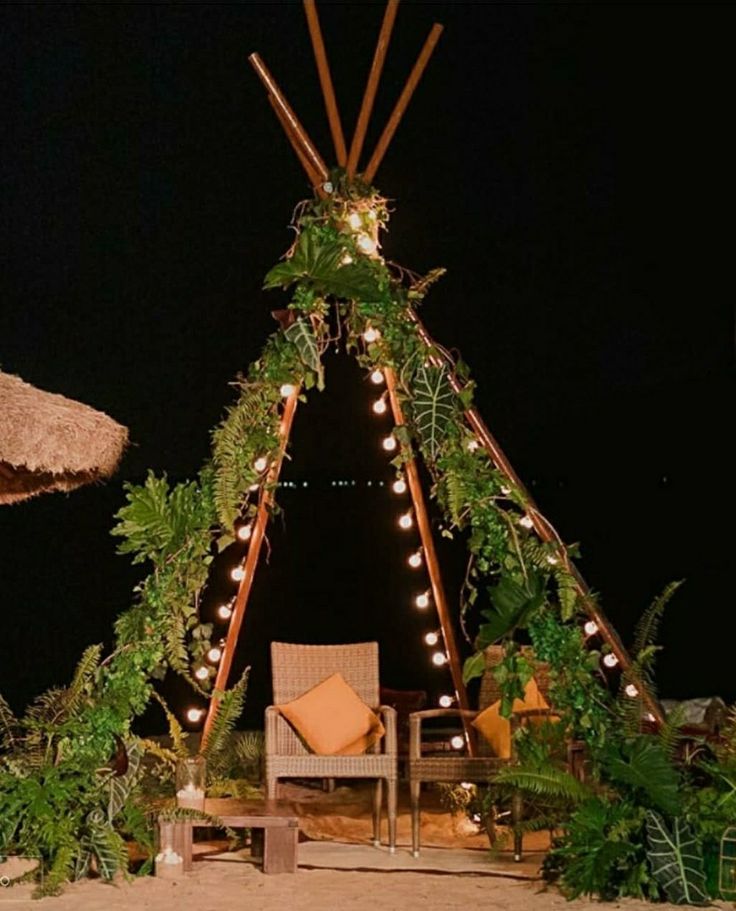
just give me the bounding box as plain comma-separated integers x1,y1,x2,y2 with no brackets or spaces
472,677,549,759
277,672,385,756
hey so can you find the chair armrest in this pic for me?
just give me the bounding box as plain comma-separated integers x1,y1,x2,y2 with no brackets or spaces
376,705,397,756
408,708,478,759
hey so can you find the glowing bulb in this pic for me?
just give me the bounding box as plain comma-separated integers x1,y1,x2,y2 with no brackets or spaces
217,604,233,620
341,253,353,265
248,483,259,492
438,694,453,708
546,555,559,565
207,646,222,663
424,632,439,646
398,512,413,530
501,486,511,495
450,735,464,750
231,566,246,582
254,456,268,473
357,234,376,254
432,651,448,666
237,524,252,541
645,712,656,722
519,515,534,529
363,327,380,343
194,666,209,681
370,369,384,385
186,708,204,723
460,782,473,791
280,383,296,398
415,592,430,609
382,435,397,452
467,439,480,452
603,653,619,669
373,398,387,415
392,479,407,494
347,212,362,230
583,620,599,637
625,683,639,698
408,551,423,569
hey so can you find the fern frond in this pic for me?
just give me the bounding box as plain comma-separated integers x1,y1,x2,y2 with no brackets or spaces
201,669,249,777
491,766,591,804
658,703,687,761
0,692,18,752
151,691,188,758
632,580,683,658
65,644,103,718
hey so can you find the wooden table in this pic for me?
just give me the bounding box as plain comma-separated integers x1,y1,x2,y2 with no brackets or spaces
159,798,299,874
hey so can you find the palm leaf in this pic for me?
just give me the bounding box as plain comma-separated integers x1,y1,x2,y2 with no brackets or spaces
645,811,709,906
411,364,455,461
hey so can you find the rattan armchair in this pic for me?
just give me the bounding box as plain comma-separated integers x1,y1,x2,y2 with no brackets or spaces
265,642,399,851
408,645,558,860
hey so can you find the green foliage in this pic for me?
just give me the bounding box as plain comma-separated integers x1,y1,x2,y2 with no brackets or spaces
201,670,250,780
410,364,456,462
285,318,323,388
475,570,546,653
645,811,709,906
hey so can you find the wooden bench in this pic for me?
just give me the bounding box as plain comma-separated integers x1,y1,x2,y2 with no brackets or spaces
159,798,299,874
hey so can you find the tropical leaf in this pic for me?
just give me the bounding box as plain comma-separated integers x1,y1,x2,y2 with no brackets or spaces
202,669,249,778
633,581,683,659
645,811,709,906
108,738,143,821
411,364,455,461
491,766,591,803
603,736,681,817
476,570,545,648
151,691,189,758
65,644,103,718
284,318,322,381
462,651,486,684
88,823,128,880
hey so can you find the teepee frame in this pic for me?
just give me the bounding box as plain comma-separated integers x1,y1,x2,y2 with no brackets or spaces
203,1,664,744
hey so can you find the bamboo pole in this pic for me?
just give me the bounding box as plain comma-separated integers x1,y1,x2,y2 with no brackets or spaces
268,95,325,195
384,366,476,754
346,0,400,178
303,0,347,167
202,389,300,746
249,53,329,182
363,22,443,184
406,311,666,727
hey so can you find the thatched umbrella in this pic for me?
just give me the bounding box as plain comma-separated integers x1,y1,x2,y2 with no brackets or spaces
0,371,128,505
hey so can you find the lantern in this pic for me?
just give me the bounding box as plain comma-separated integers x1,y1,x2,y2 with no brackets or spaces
176,755,206,811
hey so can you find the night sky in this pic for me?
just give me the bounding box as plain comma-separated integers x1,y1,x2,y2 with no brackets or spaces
1,3,732,728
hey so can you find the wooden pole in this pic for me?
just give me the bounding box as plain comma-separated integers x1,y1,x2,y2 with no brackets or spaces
346,0,400,178
384,366,476,754
406,311,666,727
363,22,443,184
248,53,329,182
303,0,347,167
268,95,325,195
202,389,300,746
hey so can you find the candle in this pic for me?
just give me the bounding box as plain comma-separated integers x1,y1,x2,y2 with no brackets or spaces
176,783,205,811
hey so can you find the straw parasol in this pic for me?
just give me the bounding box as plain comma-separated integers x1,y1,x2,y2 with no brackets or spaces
0,370,128,505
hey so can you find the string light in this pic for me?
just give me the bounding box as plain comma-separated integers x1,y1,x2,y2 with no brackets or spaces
230,566,246,582
546,555,559,565
432,651,448,666
370,369,384,385
415,592,430,609
248,483,259,492
372,397,387,415
438,694,453,708
194,666,209,681
408,550,423,568
341,253,353,265
583,620,599,637
382,435,397,452
460,782,473,791
357,234,377,255
450,735,464,750
603,653,619,669
398,512,413,530
237,524,252,542
347,212,362,230
279,383,296,398
186,708,204,723
207,646,222,663
254,456,268,473
363,327,380,343
217,603,233,620
424,631,439,646
625,683,639,698
519,515,534,529
467,439,480,452
392,479,407,494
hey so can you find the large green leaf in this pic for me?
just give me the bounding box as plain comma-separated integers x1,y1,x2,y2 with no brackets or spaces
645,811,709,906
411,365,455,461
476,570,545,648
284,318,322,381
603,736,681,817
108,738,143,821
263,231,381,300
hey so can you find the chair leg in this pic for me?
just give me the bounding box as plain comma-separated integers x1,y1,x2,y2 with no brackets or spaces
512,791,523,862
410,779,421,857
387,777,397,854
372,778,383,847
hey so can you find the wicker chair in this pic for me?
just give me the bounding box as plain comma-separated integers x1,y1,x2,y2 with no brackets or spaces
408,645,560,860
265,642,399,851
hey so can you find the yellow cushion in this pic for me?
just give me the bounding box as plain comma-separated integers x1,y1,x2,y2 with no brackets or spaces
277,672,385,756
472,677,549,759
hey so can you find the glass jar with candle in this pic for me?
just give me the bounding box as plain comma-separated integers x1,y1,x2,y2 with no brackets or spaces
175,755,206,811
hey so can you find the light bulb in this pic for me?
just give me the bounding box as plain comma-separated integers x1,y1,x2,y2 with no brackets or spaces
625,683,639,698
237,524,252,542
186,708,204,723
398,512,413,530
230,566,246,582
254,456,268,473
370,369,384,385
467,439,480,452
603,653,619,668
424,632,439,646
408,551,422,569
363,327,380,343
501,485,511,495
519,515,534,529
546,555,559,565
645,712,656,723
347,212,362,230
450,735,464,750
207,647,222,663
280,383,296,398
357,234,376,254
432,651,447,666
341,252,353,265
392,479,407,494
415,592,430,609
194,666,209,681
248,483,259,492
217,604,233,620
382,435,397,452
373,398,387,415
460,782,473,791
438,694,453,708
583,620,599,637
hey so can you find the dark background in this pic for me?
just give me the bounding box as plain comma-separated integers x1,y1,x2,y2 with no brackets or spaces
1,3,732,729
